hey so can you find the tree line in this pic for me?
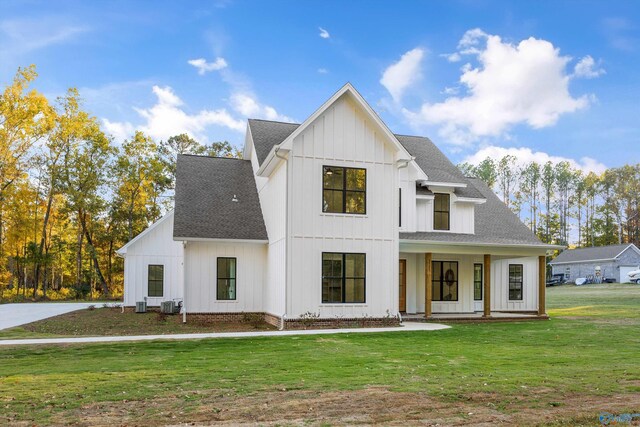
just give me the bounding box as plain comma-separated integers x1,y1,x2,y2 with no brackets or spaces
459,156,640,248
0,66,240,301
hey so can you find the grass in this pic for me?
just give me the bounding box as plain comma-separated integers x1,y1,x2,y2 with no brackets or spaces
1,283,639,425
0,308,274,340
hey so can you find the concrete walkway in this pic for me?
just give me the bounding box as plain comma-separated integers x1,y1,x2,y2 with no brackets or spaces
0,321,449,346
0,302,105,331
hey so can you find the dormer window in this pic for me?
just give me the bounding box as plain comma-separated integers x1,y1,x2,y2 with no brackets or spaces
434,193,450,230
322,166,366,214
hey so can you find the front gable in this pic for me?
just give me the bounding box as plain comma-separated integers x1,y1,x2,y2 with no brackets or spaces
256,83,413,177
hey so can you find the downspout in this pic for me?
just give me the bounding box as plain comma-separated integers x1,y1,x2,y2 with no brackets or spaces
115,251,125,313
395,158,412,319
182,241,187,323
274,146,288,330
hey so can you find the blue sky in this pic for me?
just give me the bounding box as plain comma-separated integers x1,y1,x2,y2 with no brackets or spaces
1,0,639,171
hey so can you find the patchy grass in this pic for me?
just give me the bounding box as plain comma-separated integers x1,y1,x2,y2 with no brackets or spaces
0,307,275,340
1,285,639,425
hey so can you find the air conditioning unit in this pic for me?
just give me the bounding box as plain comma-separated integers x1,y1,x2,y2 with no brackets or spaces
135,301,147,313
161,300,175,314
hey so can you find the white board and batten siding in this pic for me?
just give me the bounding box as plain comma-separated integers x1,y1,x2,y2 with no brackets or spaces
399,252,539,314
287,95,400,318
122,212,184,307
184,241,267,313
249,134,288,318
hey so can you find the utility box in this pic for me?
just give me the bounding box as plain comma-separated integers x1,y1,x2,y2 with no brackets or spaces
160,300,175,314
135,301,147,313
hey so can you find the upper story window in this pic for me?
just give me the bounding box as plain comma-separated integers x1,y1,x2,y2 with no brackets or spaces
434,193,450,230
322,166,366,214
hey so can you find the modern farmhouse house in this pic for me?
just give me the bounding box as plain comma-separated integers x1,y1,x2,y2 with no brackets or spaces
117,83,558,328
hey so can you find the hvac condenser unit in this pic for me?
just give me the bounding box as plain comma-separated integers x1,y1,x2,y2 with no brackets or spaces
135,301,147,313
160,301,175,314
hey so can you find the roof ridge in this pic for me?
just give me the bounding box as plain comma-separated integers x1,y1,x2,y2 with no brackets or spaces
178,153,249,161
248,118,301,125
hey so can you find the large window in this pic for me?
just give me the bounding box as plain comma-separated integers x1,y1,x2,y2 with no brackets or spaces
148,264,164,297
474,263,483,301
322,253,366,303
509,264,523,300
217,257,237,300
434,193,450,230
322,166,366,214
432,261,458,301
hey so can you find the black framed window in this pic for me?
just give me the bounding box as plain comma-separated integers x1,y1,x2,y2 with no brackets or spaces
217,257,237,300
432,261,458,301
434,193,450,230
474,263,483,301
148,265,164,297
322,252,366,303
509,264,523,300
322,166,366,214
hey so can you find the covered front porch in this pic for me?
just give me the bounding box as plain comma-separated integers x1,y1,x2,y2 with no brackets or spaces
399,240,550,319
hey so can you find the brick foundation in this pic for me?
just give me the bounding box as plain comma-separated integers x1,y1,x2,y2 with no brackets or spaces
124,308,400,330
282,316,400,330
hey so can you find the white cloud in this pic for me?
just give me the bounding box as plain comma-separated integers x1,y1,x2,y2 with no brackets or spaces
102,119,135,143
573,55,605,78
187,57,228,75
402,29,592,146
463,145,607,175
380,47,425,102
0,17,88,60
317,68,329,74
441,52,461,62
103,85,245,142
229,92,294,122
319,27,330,39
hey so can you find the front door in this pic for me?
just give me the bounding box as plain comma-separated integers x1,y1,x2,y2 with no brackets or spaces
473,263,483,311
399,259,406,312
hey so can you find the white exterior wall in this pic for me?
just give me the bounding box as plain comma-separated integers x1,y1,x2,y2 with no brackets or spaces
287,95,400,318
123,212,184,307
184,241,267,313
400,180,475,234
491,256,539,311
249,134,288,318
401,252,539,314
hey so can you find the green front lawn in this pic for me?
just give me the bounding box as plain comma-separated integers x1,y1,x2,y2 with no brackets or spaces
1,284,639,425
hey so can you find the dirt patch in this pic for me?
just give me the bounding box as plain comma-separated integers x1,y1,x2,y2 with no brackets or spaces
51,388,640,426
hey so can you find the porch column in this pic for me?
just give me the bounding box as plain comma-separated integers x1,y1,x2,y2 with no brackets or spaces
425,252,432,318
538,255,546,316
483,254,491,317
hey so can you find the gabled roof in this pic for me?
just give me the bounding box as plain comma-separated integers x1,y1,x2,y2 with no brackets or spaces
255,83,414,176
549,243,640,264
173,155,268,241
248,119,299,166
116,211,174,256
395,135,484,200
401,178,552,247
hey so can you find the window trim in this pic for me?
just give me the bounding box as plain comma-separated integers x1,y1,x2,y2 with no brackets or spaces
322,165,367,215
508,263,524,301
216,257,237,301
474,263,483,301
147,264,164,297
431,260,459,302
433,193,451,231
321,252,366,304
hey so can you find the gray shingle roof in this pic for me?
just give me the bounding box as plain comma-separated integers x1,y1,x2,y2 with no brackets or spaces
173,155,268,241
395,134,484,199
248,119,299,166
401,178,546,247
550,244,637,264
247,120,484,200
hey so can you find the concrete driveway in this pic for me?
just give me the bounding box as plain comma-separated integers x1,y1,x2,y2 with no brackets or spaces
0,303,103,330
